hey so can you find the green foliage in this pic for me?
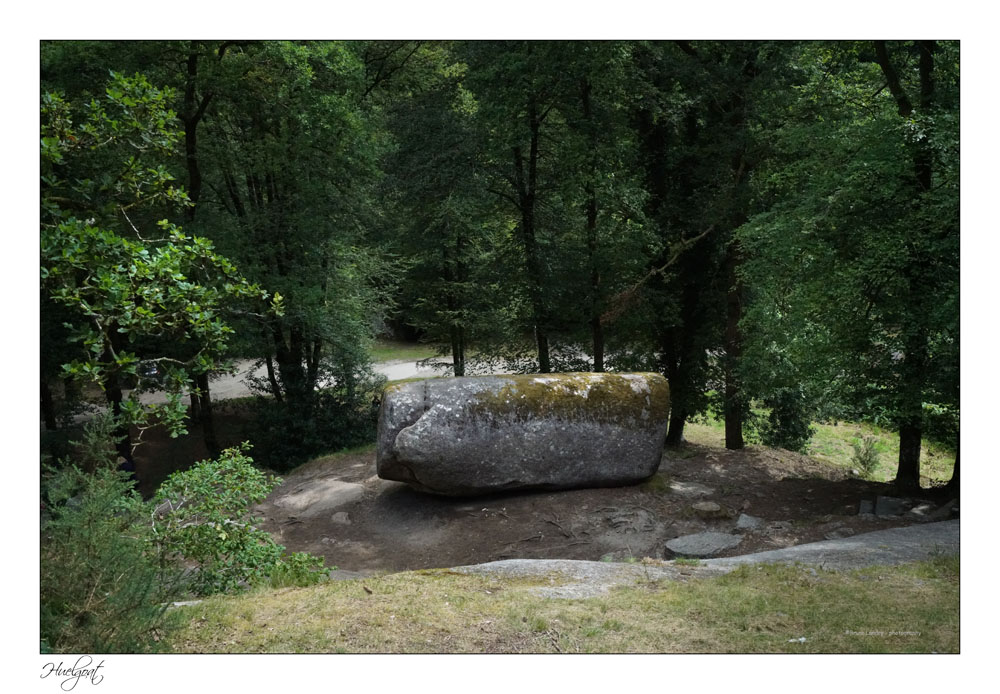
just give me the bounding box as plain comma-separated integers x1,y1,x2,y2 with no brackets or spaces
151,443,327,594
851,435,882,479
267,552,332,589
39,40,960,487
40,428,332,652
247,380,383,472
760,387,815,453
737,41,959,481
40,419,182,653
41,72,279,439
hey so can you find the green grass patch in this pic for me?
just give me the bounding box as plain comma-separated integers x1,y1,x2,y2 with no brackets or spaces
368,340,440,363
684,412,955,486
808,421,954,485
166,557,958,653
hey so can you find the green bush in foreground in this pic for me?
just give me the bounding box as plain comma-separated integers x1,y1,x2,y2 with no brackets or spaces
41,427,329,653
152,443,331,596
41,463,180,653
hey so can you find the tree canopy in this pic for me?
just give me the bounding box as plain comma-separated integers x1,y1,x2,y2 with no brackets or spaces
40,40,959,490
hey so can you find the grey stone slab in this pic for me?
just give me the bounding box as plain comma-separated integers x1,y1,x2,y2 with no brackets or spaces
874,495,909,517
451,521,960,599
665,531,744,558
736,513,764,531
704,520,960,571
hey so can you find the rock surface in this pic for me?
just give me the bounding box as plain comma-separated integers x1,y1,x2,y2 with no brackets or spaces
376,372,670,496
665,531,744,558
270,478,365,518
668,480,715,497
691,501,729,519
454,520,960,598
735,513,764,531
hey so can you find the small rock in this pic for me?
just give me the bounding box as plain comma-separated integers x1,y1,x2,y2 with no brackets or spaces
665,531,743,558
925,499,958,522
905,503,935,520
273,479,365,518
874,495,910,517
735,513,764,531
169,600,204,609
331,511,351,525
669,480,715,497
691,501,727,519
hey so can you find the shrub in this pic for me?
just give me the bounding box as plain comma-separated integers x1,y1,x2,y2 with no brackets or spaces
151,443,329,595
851,435,881,479
41,454,182,653
40,423,331,652
760,387,815,453
267,551,332,589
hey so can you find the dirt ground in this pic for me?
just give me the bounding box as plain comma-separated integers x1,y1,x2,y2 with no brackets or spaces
249,441,951,576
112,403,953,578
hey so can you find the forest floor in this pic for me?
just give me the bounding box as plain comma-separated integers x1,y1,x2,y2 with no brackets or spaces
249,433,955,576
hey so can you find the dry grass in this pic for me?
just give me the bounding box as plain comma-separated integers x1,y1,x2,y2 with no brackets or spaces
168,556,958,654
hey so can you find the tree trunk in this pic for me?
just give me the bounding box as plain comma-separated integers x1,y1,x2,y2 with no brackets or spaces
450,325,466,377
581,77,604,373
41,377,58,430
512,100,551,374
265,353,283,402
307,339,322,389
189,380,202,421
103,369,131,461
895,421,922,492
665,409,687,447
196,373,220,458
876,40,938,491
945,441,959,498
723,242,744,450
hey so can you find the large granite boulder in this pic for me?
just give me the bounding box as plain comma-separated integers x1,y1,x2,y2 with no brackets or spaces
376,372,670,496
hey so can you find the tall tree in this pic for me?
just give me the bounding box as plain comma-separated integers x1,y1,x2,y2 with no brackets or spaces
738,41,959,489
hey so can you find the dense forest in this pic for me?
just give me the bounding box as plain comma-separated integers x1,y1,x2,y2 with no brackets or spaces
40,40,959,492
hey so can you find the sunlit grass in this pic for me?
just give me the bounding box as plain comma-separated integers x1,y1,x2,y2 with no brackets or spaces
683,410,955,486
368,340,441,363
167,556,958,654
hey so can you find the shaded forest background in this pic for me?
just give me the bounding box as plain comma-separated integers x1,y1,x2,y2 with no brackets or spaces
39,40,958,493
